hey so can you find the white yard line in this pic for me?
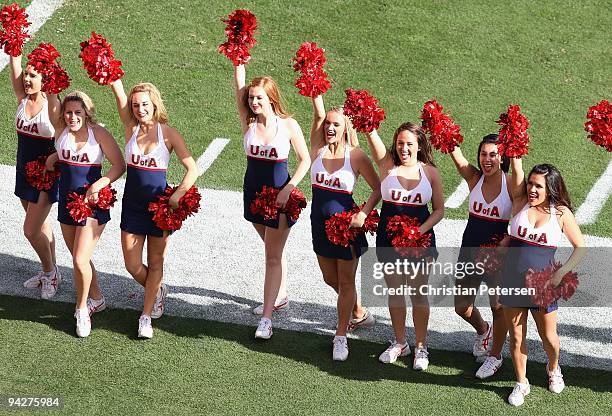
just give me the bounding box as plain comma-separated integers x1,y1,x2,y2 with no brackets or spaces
0,0,65,72
196,138,230,176
576,159,612,225
445,179,469,208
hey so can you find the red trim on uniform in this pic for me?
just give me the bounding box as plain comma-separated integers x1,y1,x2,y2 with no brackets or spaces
17,130,54,141
382,199,427,207
509,235,557,249
247,155,288,163
311,183,352,195
58,160,103,167
127,164,167,172
468,212,510,223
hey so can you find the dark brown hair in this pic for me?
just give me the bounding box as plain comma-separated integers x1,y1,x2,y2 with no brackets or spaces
390,122,435,166
528,164,574,212
478,134,510,173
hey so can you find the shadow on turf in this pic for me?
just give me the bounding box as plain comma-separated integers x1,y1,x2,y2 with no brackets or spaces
0,253,610,397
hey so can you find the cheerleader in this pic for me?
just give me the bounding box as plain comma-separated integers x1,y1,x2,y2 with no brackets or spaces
366,123,444,370
8,53,60,298
448,135,511,378
232,64,310,339
46,91,124,337
309,94,381,360
502,159,584,406
109,80,198,339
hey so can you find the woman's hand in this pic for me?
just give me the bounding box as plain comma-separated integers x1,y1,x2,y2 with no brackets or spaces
275,185,292,209
550,269,564,288
169,189,185,210
86,182,102,205
350,211,367,228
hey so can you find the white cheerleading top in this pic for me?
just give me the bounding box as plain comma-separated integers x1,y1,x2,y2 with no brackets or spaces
509,203,563,248
15,97,55,139
125,123,170,171
311,145,356,194
56,126,104,166
468,173,512,221
381,163,432,206
243,116,290,162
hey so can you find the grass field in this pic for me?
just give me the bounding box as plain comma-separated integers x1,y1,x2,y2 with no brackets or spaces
0,0,610,236
1,294,610,415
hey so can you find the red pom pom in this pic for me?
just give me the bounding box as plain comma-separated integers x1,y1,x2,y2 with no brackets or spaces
26,43,71,94
79,32,124,85
420,99,464,154
292,42,331,97
249,185,306,222
585,99,612,152
525,261,579,307
147,185,202,231
474,234,507,275
324,204,379,247
24,156,60,191
66,191,93,223
343,89,385,133
218,9,257,66
0,3,31,57
96,185,117,210
385,215,431,257
496,105,530,158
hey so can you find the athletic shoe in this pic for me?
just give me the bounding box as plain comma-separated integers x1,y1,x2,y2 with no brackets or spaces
473,321,493,360
548,364,565,394
138,315,153,339
379,341,410,364
150,284,169,319
74,308,91,338
347,309,375,332
255,317,273,339
87,296,107,316
332,336,349,361
508,381,530,406
252,297,289,315
23,271,44,289
476,355,503,379
413,347,429,371
40,267,61,300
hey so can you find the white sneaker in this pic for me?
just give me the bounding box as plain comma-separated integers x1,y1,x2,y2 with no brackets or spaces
413,347,429,371
508,381,530,406
347,309,375,332
332,336,349,361
548,364,565,394
473,321,493,360
476,355,503,379
150,284,169,319
379,341,410,364
87,296,106,316
254,318,273,339
138,315,153,339
40,267,61,299
74,308,91,338
23,271,44,289
252,297,289,315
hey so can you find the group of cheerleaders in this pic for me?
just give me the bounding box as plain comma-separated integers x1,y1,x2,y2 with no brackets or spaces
9,47,584,406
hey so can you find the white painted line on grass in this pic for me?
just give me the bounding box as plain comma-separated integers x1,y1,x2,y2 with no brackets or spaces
444,179,469,208
576,159,612,225
196,138,230,177
0,0,65,72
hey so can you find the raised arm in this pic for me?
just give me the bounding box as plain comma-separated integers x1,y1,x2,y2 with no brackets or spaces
449,146,480,188
86,126,126,203
350,149,381,228
166,127,199,209
276,119,311,208
510,157,526,200
109,79,134,132
9,55,26,101
47,93,63,133
365,129,393,171
419,166,445,234
309,94,326,156
234,64,249,133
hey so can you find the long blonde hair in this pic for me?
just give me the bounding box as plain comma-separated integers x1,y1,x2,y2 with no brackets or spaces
243,76,291,124
128,82,168,124
329,107,359,147
60,91,96,128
